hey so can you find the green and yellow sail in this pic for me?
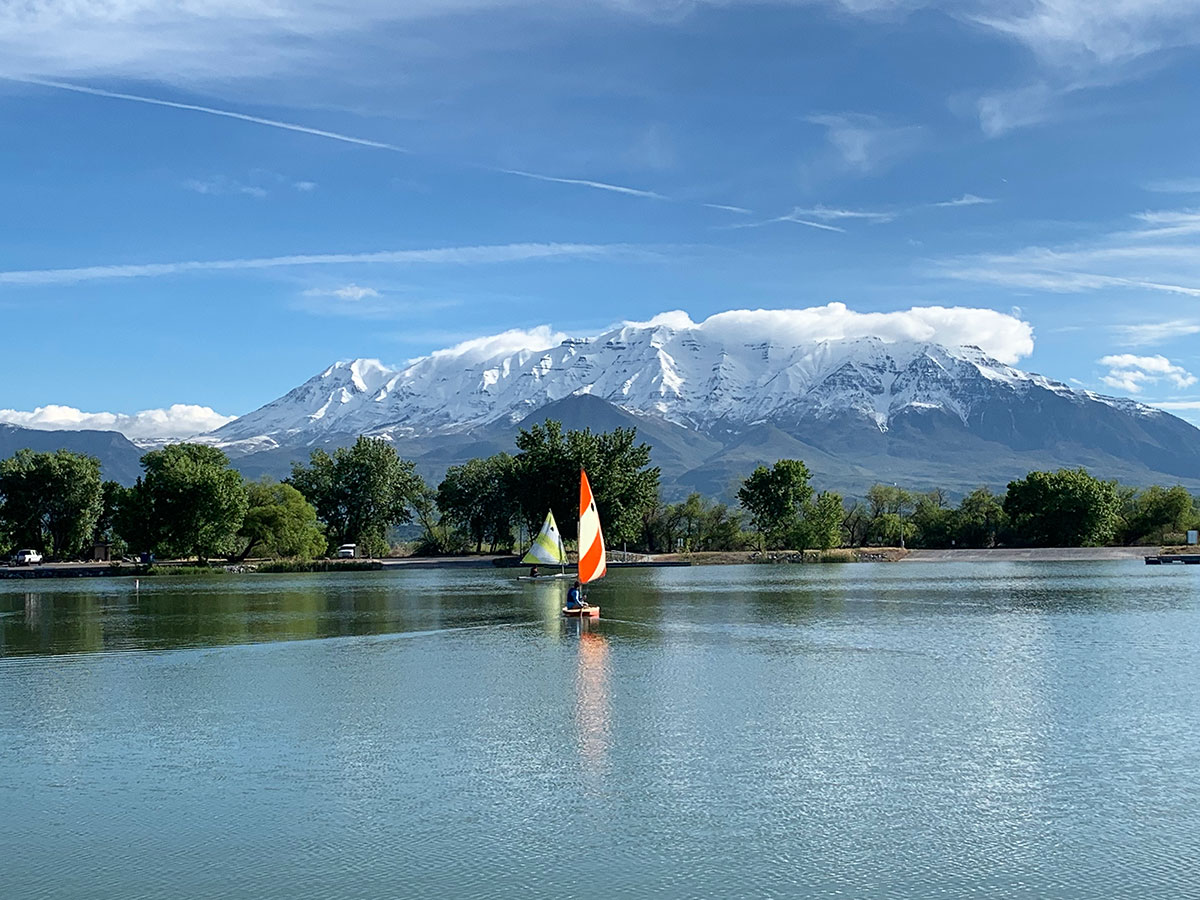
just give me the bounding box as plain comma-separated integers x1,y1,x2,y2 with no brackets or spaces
521,510,568,566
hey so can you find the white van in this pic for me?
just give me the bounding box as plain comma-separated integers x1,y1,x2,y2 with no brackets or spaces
335,544,358,558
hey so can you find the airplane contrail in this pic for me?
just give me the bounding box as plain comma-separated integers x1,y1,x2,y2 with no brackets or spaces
497,168,668,201
4,76,757,215
6,76,407,152
0,242,625,286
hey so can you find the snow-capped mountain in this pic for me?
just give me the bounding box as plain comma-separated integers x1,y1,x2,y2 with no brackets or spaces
207,319,1200,495
212,323,1155,443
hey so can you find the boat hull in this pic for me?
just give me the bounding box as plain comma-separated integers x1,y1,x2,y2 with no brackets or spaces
517,573,575,581
562,605,600,618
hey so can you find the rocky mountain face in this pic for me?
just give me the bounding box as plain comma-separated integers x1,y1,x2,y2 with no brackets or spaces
0,424,145,485
205,321,1200,497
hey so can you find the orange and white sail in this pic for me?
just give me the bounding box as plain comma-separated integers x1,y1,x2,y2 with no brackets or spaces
577,469,607,584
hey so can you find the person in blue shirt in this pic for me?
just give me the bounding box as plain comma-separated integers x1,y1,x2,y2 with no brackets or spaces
566,580,587,610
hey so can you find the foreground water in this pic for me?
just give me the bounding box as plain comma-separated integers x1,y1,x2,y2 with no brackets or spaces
2,562,1199,899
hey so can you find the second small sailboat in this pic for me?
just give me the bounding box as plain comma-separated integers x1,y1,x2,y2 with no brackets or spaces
518,510,571,579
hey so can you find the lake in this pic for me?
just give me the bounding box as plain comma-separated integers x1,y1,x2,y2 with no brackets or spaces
3,562,1199,899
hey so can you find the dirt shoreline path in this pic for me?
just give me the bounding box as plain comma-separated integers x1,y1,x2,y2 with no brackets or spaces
900,547,1151,563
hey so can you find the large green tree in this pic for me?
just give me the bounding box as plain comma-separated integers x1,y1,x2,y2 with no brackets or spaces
133,443,249,560
908,490,955,548
646,493,747,553
511,420,659,546
795,491,845,551
289,436,422,556
1119,485,1195,544
437,454,516,552
863,483,915,547
0,449,103,559
235,479,326,560
1004,467,1121,547
737,459,815,549
954,487,1007,548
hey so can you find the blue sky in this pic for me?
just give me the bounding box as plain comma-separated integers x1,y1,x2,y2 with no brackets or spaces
2,0,1200,435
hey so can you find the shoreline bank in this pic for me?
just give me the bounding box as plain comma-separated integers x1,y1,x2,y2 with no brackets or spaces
1,545,1175,580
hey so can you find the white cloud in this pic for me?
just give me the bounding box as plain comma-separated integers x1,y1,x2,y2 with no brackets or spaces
969,1,1200,71
429,302,1033,366
1111,319,1200,347
294,180,318,191
184,175,269,198
933,193,995,207
1145,177,1200,193
0,404,235,440
806,113,923,173
623,310,696,329
424,325,569,364
935,205,1200,297
975,81,1065,137
791,205,896,223
0,242,629,286
688,303,1033,364
1098,354,1197,394
1153,400,1200,410
304,283,380,301
9,1,1200,92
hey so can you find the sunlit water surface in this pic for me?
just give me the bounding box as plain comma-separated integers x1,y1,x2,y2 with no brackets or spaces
3,562,1199,899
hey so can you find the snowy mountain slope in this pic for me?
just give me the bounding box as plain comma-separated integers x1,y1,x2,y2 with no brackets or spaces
205,317,1200,493
216,324,1142,441
211,319,1175,448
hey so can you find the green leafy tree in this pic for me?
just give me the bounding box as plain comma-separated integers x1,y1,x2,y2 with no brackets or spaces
437,454,516,552
954,487,1007,548
0,449,104,559
0,450,100,558
112,477,157,556
132,444,248,560
1120,485,1195,544
235,479,325,560
92,480,129,557
1003,467,1120,547
737,459,815,549
841,501,871,548
794,491,845,550
699,500,747,551
863,484,915,546
512,420,660,546
651,493,747,552
909,490,955,548
289,436,422,557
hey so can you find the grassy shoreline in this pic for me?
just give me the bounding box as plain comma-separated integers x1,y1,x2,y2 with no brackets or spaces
4,545,1180,579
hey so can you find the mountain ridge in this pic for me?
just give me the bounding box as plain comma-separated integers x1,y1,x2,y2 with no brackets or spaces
201,321,1200,497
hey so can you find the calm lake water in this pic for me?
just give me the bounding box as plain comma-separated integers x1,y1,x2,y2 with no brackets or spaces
3,562,1199,899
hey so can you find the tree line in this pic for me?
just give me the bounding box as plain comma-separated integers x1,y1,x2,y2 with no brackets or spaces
2,421,1198,562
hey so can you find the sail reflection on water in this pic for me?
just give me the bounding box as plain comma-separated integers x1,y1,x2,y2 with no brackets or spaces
573,630,612,771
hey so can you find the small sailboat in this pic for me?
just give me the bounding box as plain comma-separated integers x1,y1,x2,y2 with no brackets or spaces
564,469,605,618
517,510,571,579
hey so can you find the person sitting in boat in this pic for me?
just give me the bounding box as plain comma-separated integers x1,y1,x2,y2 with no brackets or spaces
566,580,587,610
529,564,539,578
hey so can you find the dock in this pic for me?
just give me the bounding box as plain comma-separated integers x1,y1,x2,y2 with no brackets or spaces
1144,554,1200,565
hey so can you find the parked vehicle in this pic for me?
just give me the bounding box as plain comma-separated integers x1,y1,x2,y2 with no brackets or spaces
14,549,43,566
335,544,358,558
